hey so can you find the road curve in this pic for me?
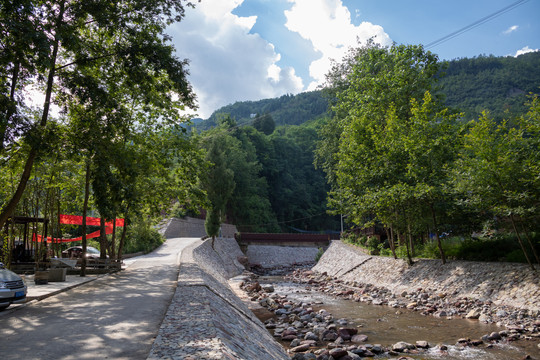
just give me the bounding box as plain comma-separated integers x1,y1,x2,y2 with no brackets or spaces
0,237,199,360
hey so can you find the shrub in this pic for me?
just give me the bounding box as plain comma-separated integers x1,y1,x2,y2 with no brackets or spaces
123,218,164,254
315,247,324,262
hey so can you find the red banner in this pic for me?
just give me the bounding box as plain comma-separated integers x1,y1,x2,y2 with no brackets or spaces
33,230,103,243
59,214,124,227
32,214,123,243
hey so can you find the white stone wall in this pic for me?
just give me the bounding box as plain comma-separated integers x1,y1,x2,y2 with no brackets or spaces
246,244,320,268
161,217,238,239
314,240,540,311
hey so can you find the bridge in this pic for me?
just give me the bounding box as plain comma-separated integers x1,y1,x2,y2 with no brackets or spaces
236,232,333,247
160,218,340,270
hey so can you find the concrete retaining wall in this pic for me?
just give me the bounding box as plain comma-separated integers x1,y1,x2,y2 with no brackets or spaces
147,237,289,360
314,240,540,311
246,244,320,268
161,217,237,239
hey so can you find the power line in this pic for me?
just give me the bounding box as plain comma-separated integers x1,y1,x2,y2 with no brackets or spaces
426,0,530,49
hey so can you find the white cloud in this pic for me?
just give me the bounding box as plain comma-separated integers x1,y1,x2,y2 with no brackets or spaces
503,25,519,34
513,46,539,57
168,0,303,119
284,0,392,90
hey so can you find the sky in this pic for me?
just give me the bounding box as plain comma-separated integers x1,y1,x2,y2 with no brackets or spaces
167,0,540,119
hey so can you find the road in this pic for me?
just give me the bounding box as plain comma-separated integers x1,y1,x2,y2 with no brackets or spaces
0,237,199,360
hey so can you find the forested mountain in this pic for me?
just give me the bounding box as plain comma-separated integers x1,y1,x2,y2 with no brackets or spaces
438,51,540,119
196,91,328,130
194,51,540,244
196,52,540,128
197,116,340,233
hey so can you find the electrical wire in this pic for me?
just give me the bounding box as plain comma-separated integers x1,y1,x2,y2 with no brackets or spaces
426,0,530,49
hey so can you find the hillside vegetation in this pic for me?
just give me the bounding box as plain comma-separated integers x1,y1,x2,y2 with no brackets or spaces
195,48,540,267
197,51,540,128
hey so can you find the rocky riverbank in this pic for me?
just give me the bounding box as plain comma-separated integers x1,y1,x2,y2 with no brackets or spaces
314,241,540,311
236,240,540,359
239,270,540,360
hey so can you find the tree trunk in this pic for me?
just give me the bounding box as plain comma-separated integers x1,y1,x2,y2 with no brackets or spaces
110,219,116,260
117,220,128,262
510,214,534,271
0,61,21,148
117,209,129,262
398,229,413,265
99,217,107,259
520,222,540,265
407,222,415,257
386,226,397,259
81,162,90,277
0,1,66,231
430,203,446,264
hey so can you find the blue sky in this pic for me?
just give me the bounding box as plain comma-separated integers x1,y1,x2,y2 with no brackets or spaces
168,0,540,118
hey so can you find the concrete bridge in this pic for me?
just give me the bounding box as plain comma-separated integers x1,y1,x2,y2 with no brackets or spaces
236,232,333,247
161,218,333,270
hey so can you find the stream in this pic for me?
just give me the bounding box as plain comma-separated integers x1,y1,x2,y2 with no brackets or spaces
250,275,539,360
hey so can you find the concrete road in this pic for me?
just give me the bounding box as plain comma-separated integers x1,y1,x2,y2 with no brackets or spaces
0,237,199,360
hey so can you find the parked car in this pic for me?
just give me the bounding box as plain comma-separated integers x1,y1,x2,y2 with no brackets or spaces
0,262,27,310
61,246,105,263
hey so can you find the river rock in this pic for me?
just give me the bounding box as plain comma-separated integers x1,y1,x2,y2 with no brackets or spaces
291,344,311,352
328,348,347,358
392,341,415,352
290,339,302,347
237,255,249,268
301,340,317,347
265,321,276,329
435,310,447,317
350,334,368,343
471,339,483,346
245,281,261,292
305,331,319,341
262,284,275,293
478,313,490,322
465,309,481,319
337,328,357,340
415,340,429,349
275,308,288,316
487,332,502,341
322,329,338,341
281,329,297,341
406,302,418,309
346,351,362,359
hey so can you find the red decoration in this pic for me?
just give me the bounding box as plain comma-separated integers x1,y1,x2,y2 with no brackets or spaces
32,214,124,243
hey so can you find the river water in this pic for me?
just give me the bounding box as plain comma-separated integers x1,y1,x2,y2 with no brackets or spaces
253,275,539,360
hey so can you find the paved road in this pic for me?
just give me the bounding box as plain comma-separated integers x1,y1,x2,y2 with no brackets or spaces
0,237,199,360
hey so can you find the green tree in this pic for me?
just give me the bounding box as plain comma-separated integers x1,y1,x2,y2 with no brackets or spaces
252,113,275,135
317,42,450,263
0,0,197,232
201,135,235,248
452,99,540,270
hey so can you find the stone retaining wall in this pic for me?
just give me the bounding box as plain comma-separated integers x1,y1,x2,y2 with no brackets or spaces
314,240,540,311
161,217,238,239
246,244,320,268
147,237,289,360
